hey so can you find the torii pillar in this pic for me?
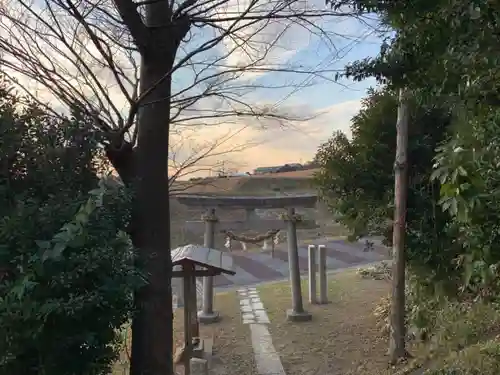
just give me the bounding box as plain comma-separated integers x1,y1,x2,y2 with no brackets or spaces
284,207,312,322
198,208,220,324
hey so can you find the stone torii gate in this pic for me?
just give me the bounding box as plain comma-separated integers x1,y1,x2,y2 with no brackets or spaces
176,194,318,322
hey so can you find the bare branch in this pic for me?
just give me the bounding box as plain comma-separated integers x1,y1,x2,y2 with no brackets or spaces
112,0,150,52
0,0,372,169
168,125,258,187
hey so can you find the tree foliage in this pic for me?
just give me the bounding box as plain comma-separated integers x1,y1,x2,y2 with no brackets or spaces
432,108,500,298
0,76,142,375
325,0,500,296
315,88,457,283
320,0,500,368
340,1,500,105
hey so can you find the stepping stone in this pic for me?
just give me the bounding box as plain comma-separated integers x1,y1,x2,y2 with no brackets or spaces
254,310,270,323
252,302,264,310
241,305,253,313
255,316,270,324
242,312,254,320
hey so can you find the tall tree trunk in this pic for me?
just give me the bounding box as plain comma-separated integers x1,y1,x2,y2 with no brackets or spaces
126,5,189,375
130,64,173,375
106,3,190,374
389,87,410,364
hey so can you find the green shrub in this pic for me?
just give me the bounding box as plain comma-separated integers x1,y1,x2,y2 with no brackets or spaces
424,339,500,375
314,88,455,283
0,183,142,375
0,76,142,375
371,272,500,347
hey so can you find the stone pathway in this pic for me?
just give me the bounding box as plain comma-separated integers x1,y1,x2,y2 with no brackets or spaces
237,286,286,375
214,237,389,289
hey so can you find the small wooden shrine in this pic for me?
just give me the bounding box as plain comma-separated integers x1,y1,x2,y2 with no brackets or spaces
171,244,235,375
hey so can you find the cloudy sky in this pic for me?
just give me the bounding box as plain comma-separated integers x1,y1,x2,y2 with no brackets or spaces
1,1,383,176
176,11,383,174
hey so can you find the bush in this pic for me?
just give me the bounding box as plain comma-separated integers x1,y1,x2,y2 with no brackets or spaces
0,183,142,375
314,87,455,283
424,339,500,375
357,261,392,280
0,77,142,375
369,271,500,346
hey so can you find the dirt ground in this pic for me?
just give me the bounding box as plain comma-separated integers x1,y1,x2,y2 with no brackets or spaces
113,264,500,375
112,291,256,375
258,270,392,375
112,269,391,375
173,291,257,375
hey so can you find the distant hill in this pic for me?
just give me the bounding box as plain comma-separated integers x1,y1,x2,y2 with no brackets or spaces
172,168,319,196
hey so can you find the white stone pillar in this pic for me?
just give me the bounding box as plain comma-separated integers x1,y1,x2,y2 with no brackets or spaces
262,239,269,250
285,207,312,322
308,245,317,304
318,244,328,304
198,208,220,324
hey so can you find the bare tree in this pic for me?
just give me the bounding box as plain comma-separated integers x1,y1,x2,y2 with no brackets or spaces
0,1,369,374
169,125,257,194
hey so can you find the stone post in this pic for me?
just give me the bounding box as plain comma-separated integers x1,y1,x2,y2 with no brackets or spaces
198,208,220,324
285,207,312,322
308,244,317,304
318,244,328,304
262,238,269,250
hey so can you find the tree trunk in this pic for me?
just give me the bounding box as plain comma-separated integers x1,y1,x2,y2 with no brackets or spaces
130,64,173,375
105,3,189,375
105,140,135,185
389,87,410,364
127,4,190,375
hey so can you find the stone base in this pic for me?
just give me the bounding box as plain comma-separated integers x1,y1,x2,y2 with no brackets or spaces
190,357,209,375
197,310,220,324
286,309,312,322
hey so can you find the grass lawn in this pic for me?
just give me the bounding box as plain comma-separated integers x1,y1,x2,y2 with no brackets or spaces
113,266,500,375
257,268,500,375
258,270,391,375
112,290,257,375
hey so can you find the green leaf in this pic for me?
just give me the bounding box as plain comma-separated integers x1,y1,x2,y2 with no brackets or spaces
457,166,468,176
430,167,446,181
51,242,66,258
449,198,458,216
35,240,51,250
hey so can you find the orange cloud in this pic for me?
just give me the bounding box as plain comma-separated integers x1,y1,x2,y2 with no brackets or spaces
177,99,362,176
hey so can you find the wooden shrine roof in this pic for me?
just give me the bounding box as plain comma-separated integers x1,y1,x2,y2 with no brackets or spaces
171,244,235,275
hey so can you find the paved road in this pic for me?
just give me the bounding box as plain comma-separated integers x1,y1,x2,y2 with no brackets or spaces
213,237,389,289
